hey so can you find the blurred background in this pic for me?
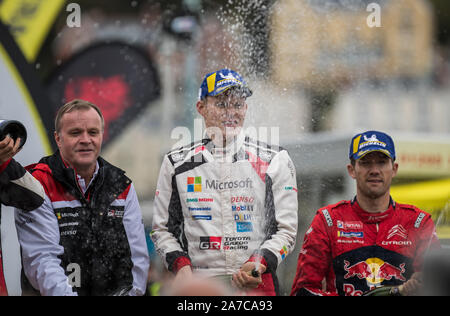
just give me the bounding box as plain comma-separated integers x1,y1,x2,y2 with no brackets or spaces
0,0,449,295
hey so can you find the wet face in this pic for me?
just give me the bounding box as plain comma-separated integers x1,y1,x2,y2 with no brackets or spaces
196,91,248,145
55,108,103,174
347,151,398,200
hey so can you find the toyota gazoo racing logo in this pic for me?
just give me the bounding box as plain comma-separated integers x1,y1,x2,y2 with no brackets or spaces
343,257,406,295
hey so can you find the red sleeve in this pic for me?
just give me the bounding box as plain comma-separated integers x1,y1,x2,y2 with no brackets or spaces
413,214,441,271
290,211,337,296
0,158,12,173
172,256,192,273
246,253,268,270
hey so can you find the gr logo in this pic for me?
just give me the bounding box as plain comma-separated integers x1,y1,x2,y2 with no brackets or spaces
199,236,222,250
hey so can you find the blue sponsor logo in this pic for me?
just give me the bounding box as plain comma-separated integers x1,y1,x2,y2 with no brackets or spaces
236,222,253,232
338,231,364,238
234,214,253,221
192,215,212,221
232,205,254,212
188,207,212,211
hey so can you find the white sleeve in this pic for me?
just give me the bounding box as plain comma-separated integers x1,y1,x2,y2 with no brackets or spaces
261,150,298,267
122,183,150,296
0,159,44,211
151,155,187,271
14,195,77,296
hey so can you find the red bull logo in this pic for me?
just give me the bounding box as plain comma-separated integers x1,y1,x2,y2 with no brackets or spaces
344,258,406,287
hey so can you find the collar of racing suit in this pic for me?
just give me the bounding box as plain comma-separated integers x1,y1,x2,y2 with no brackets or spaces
37,150,129,204
351,196,396,224
203,130,246,158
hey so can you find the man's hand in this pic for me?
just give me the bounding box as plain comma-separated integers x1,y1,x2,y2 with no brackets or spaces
231,262,266,290
0,135,21,165
173,265,193,284
398,272,422,296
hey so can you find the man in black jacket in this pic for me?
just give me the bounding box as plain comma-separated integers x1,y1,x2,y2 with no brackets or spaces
15,100,149,296
0,134,45,295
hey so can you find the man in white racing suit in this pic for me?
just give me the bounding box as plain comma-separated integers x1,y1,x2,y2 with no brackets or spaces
151,69,298,295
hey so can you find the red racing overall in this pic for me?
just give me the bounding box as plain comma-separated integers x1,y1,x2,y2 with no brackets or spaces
291,198,440,296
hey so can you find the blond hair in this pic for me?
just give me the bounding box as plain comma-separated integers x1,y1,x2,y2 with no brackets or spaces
55,99,104,132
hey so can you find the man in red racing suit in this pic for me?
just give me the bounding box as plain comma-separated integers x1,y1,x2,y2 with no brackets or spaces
290,197,439,296
291,131,440,296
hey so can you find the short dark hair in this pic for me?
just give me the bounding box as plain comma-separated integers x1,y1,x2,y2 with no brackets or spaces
55,99,104,132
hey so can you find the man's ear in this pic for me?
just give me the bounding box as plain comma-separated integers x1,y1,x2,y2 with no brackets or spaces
242,102,248,113
196,100,206,117
54,131,61,149
347,163,356,180
392,162,399,177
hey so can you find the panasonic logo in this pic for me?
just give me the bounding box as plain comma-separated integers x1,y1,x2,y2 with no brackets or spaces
205,178,253,190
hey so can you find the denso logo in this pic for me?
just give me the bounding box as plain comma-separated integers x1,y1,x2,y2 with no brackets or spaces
231,196,254,203
205,178,253,190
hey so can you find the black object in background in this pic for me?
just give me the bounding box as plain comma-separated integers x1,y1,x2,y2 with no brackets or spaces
46,42,160,148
